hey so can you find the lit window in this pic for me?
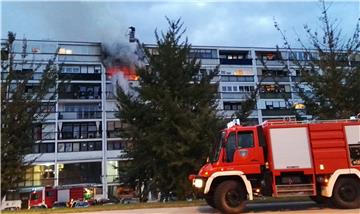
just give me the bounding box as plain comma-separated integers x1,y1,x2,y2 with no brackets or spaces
58,48,73,55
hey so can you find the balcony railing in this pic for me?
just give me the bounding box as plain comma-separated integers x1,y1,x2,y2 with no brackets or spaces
256,59,284,66
258,75,290,82
259,92,292,99
106,91,116,99
220,110,258,118
58,111,102,120
59,73,101,81
106,111,118,119
220,58,253,65
58,93,101,100
291,76,303,82
220,75,254,82
58,131,102,140
261,109,295,116
1,72,50,81
220,92,251,99
33,131,56,141
107,130,123,138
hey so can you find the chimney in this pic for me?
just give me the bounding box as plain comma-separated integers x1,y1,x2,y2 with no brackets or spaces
129,26,136,43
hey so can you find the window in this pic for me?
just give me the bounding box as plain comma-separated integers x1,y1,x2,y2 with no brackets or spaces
88,142,95,151
222,86,227,92
61,122,99,139
226,132,237,162
223,102,242,111
35,143,55,153
65,143,72,152
46,191,54,197
238,132,254,148
107,142,114,150
81,142,88,151
227,86,232,91
58,143,65,152
107,141,127,150
229,76,237,82
47,144,55,153
33,144,40,153
233,86,238,91
73,143,80,152
189,49,217,59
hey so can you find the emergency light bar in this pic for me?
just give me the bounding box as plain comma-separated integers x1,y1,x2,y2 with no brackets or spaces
227,119,240,128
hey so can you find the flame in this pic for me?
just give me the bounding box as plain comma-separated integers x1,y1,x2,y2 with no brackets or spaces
107,66,139,81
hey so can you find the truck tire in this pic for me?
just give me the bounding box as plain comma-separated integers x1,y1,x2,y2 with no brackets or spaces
331,177,360,209
204,193,216,208
214,180,246,214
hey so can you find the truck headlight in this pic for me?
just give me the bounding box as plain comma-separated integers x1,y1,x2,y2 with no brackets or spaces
193,178,204,189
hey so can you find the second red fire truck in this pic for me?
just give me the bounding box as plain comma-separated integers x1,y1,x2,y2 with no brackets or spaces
189,117,360,213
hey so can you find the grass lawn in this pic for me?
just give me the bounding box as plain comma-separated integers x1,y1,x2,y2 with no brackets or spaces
2,197,311,214
1,200,206,214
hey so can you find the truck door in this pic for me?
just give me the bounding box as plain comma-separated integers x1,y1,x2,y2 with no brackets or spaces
233,130,264,174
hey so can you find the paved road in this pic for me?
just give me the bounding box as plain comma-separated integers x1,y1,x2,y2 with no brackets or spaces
78,201,360,214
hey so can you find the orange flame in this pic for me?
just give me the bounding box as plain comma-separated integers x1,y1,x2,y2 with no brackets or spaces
107,66,139,81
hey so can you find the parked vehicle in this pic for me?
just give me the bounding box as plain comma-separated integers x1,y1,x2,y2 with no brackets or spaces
189,117,360,213
95,198,119,205
72,201,90,208
27,186,101,209
1,194,21,211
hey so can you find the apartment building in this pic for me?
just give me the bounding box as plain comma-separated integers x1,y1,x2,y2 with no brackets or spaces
1,39,309,199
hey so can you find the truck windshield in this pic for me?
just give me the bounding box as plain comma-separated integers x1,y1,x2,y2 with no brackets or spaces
210,131,225,163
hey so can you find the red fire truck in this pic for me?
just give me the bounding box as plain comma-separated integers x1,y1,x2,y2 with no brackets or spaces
189,118,360,213
27,186,101,208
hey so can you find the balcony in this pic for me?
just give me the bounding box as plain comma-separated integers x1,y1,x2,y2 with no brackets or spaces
261,109,295,116
220,110,258,118
58,131,102,140
258,75,290,82
256,59,284,66
106,91,116,99
220,92,251,99
259,92,292,99
220,58,253,65
58,111,102,120
220,75,254,82
33,131,56,141
107,130,124,138
106,111,118,119
291,76,303,82
58,92,101,100
59,73,101,81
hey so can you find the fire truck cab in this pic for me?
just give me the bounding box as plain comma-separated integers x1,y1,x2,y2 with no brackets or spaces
189,118,360,213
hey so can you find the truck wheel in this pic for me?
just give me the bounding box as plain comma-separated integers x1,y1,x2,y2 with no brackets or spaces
214,180,246,214
331,177,360,209
204,193,216,208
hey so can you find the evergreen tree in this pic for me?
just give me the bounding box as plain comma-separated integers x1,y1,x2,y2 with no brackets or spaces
116,18,222,200
1,32,58,197
275,0,360,119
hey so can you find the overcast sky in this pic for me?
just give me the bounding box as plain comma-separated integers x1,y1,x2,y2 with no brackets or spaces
1,1,359,48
